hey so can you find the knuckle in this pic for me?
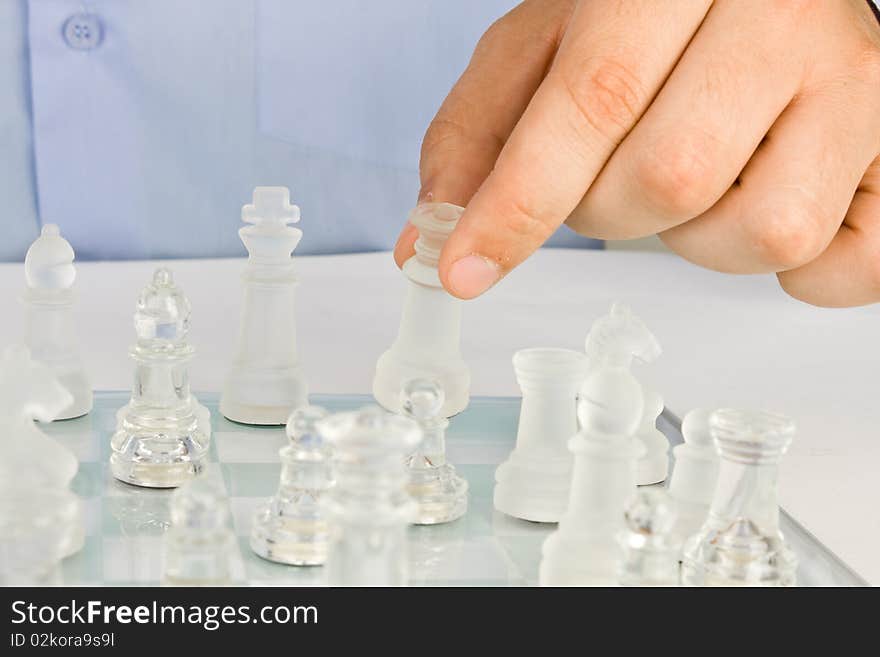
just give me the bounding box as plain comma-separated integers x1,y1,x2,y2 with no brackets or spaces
746,198,829,270
500,197,555,245
421,117,465,155
634,132,722,217
555,55,645,142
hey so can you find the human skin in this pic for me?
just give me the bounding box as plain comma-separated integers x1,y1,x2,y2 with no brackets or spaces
393,0,880,307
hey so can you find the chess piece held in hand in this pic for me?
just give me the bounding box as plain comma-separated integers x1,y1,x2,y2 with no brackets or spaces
23,224,92,419
221,187,308,425
250,405,333,565
681,409,798,587
373,203,470,417
110,268,211,488
401,378,468,525
539,308,654,586
0,345,84,584
318,406,420,586
163,477,238,586
494,348,587,522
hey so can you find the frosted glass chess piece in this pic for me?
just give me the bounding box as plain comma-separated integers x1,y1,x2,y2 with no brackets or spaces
250,405,333,565
221,187,308,425
681,409,798,587
110,268,211,488
617,488,681,586
635,389,668,484
582,303,665,485
666,408,721,540
373,203,470,417
401,378,468,524
539,312,656,586
162,477,238,586
0,345,84,584
23,224,92,419
318,406,420,586
494,348,588,522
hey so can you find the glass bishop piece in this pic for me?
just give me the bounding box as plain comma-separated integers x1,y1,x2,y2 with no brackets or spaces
401,378,468,524
250,405,333,565
318,406,420,586
681,409,798,587
110,268,210,488
163,477,238,586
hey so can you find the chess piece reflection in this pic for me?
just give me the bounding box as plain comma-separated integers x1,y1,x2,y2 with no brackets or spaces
221,187,308,425
681,409,798,587
110,268,211,488
401,379,468,525
0,345,84,584
23,224,92,419
162,477,238,586
318,406,420,586
373,203,470,417
250,405,333,565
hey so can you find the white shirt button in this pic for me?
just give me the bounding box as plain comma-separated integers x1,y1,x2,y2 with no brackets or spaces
62,13,103,51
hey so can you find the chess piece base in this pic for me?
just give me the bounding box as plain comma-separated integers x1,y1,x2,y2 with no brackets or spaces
408,465,468,525
636,448,669,486
220,367,308,425
539,532,619,586
494,454,572,523
249,509,329,566
110,405,209,488
373,352,469,417
54,369,93,420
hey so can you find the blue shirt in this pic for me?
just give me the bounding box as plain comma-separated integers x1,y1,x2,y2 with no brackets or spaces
1,0,599,261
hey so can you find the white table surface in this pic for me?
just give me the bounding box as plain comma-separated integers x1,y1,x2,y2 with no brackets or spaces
1,249,877,584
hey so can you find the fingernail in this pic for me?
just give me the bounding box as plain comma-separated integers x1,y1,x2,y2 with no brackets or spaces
448,255,501,299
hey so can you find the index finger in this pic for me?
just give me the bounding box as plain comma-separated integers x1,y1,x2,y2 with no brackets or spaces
439,0,711,299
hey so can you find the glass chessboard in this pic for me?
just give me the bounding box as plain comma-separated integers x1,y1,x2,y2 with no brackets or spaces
44,392,865,587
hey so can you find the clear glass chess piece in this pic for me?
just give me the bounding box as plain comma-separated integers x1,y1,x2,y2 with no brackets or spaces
162,477,238,586
250,405,333,565
110,268,211,488
681,408,798,587
617,488,681,586
401,378,468,525
318,406,420,586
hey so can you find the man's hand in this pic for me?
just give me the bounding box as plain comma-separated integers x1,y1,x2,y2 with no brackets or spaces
394,0,880,307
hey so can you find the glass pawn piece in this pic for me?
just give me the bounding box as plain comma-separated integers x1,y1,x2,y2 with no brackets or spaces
250,405,333,565
318,406,421,586
401,378,468,525
681,409,798,587
617,488,682,586
162,477,238,586
110,268,211,488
